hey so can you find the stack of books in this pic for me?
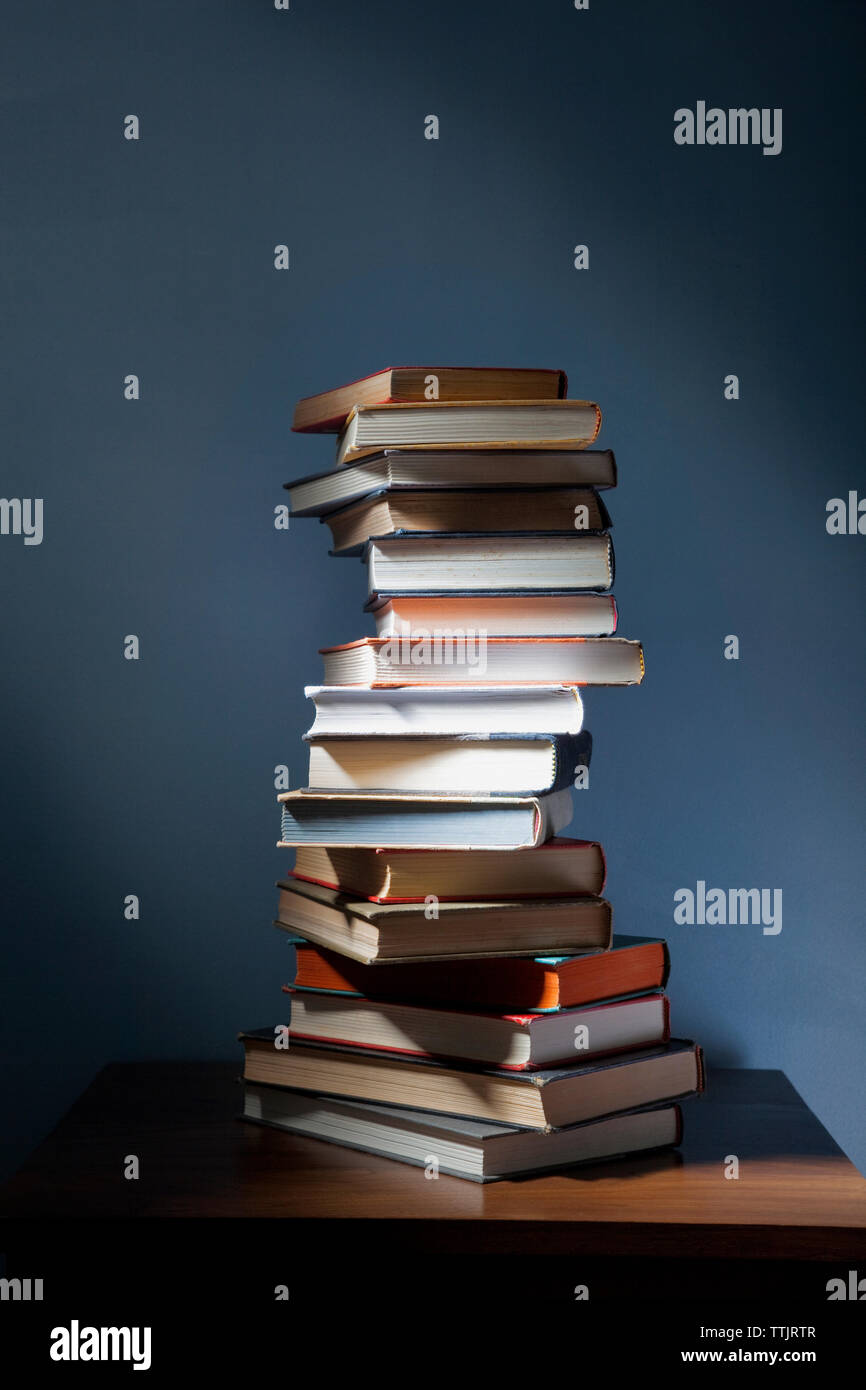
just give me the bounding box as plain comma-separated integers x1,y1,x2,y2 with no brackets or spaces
240,365,704,1183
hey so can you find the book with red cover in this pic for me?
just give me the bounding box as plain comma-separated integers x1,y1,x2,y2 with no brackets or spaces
292,365,568,433
284,935,671,1013
318,635,644,687
283,988,670,1069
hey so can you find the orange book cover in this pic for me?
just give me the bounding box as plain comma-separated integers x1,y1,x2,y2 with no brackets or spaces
292,365,568,432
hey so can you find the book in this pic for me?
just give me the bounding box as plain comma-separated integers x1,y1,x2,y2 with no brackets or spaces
238,1032,704,1131
274,877,612,963
365,534,613,596
290,836,607,901
323,488,610,555
285,449,617,516
304,730,592,796
291,366,568,433
303,683,585,736
319,636,644,687
277,786,574,851
285,990,670,1069
287,935,670,1012
242,1085,683,1182
336,400,602,466
369,593,618,638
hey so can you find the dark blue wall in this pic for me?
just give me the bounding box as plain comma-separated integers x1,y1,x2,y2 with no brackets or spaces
2,0,864,1179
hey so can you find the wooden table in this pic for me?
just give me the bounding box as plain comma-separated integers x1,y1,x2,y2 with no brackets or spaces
3,1062,865,1270
3,1063,865,1351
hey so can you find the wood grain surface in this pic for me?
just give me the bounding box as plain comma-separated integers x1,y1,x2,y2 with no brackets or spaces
2,1063,865,1261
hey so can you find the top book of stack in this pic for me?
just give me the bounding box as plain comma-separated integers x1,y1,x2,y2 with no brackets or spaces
291,365,569,432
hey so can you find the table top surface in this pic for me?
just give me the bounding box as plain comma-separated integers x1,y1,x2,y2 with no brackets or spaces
3,1062,865,1258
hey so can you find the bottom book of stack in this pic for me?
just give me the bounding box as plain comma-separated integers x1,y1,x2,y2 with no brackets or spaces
242,1083,685,1183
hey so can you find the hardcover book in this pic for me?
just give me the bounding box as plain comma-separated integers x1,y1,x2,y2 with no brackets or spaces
324,487,610,555
319,636,643,687
285,935,670,1012
289,836,607,901
284,989,670,1069
336,400,602,465
291,365,568,433
273,875,612,963
284,449,617,516
303,730,592,796
238,1032,704,1131
242,1086,683,1183
368,592,618,638
276,786,574,851
365,533,614,596
303,683,586,736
